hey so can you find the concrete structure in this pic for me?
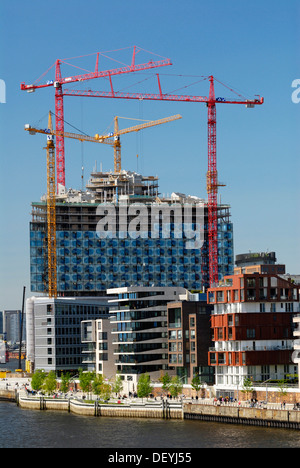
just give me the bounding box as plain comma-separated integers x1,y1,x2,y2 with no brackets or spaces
30,169,234,294
106,286,187,392
25,296,112,374
167,292,214,385
234,252,285,275
293,314,300,388
207,272,300,398
81,318,115,379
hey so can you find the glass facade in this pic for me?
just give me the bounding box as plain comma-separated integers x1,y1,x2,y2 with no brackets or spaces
30,203,234,295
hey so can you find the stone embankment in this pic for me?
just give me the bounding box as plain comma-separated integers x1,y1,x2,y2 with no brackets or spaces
184,402,300,430
1,390,300,430
0,389,16,402
16,393,183,420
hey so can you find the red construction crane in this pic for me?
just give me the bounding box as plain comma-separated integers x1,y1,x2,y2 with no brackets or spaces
20,47,172,189
63,74,264,287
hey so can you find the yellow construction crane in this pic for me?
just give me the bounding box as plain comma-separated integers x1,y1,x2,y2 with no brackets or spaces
25,113,182,173
25,113,182,298
44,112,57,298
95,114,182,173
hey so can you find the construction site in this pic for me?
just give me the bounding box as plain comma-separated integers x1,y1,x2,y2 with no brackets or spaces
23,46,264,299
19,46,268,377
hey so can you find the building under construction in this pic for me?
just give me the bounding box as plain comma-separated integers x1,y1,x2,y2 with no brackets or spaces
30,169,233,296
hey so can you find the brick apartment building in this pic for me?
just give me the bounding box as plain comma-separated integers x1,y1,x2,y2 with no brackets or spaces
167,293,214,385
207,272,299,397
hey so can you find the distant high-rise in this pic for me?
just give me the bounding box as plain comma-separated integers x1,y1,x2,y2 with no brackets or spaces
1,310,25,345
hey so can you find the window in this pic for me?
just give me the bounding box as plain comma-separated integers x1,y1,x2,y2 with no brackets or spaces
190,317,195,327
247,329,256,339
169,308,182,328
98,332,107,340
99,353,108,361
99,343,108,351
217,291,224,302
247,278,256,288
169,342,177,352
169,354,177,364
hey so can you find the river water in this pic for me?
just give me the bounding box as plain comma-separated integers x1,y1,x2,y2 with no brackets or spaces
0,401,300,449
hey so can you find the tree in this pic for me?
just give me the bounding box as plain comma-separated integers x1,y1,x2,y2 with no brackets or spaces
100,382,112,401
277,379,288,402
169,376,183,399
60,372,71,393
241,377,254,401
159,372,172,396
112,374,123,396
43,371,57,395
137,373,153,401
191,373,202,398
79,369,95,395
31,369,46,392
92,374,104,397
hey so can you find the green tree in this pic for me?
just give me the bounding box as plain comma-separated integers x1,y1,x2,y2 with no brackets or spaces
137,373,153,401
31,369,46,392
191,373,202,398
92,374,104,396
43,371,57,395
100,382,112,401
277,379,288,402
169,376,183,399
159,372,172,396
79,369,95,394
60,372,71,393
112,374,124,396
241,377,254,400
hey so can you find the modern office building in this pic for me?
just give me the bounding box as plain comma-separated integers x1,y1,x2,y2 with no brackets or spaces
30,169,234,295
207,271,300,397
106,286,187,392
167,292,214,385
25,296,112,374
81,317,115,378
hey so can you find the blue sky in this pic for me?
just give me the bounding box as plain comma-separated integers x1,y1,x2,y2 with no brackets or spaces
0,0,299,310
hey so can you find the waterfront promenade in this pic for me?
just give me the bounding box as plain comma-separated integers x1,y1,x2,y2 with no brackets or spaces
1,378,300,430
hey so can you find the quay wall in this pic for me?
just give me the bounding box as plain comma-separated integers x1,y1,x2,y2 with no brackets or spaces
0,389,16,402
18,395,183,420
184,403,300,430
13,395,300,429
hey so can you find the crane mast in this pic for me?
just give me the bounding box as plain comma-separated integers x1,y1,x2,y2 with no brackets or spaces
207,76,218,286
45,112,57,298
